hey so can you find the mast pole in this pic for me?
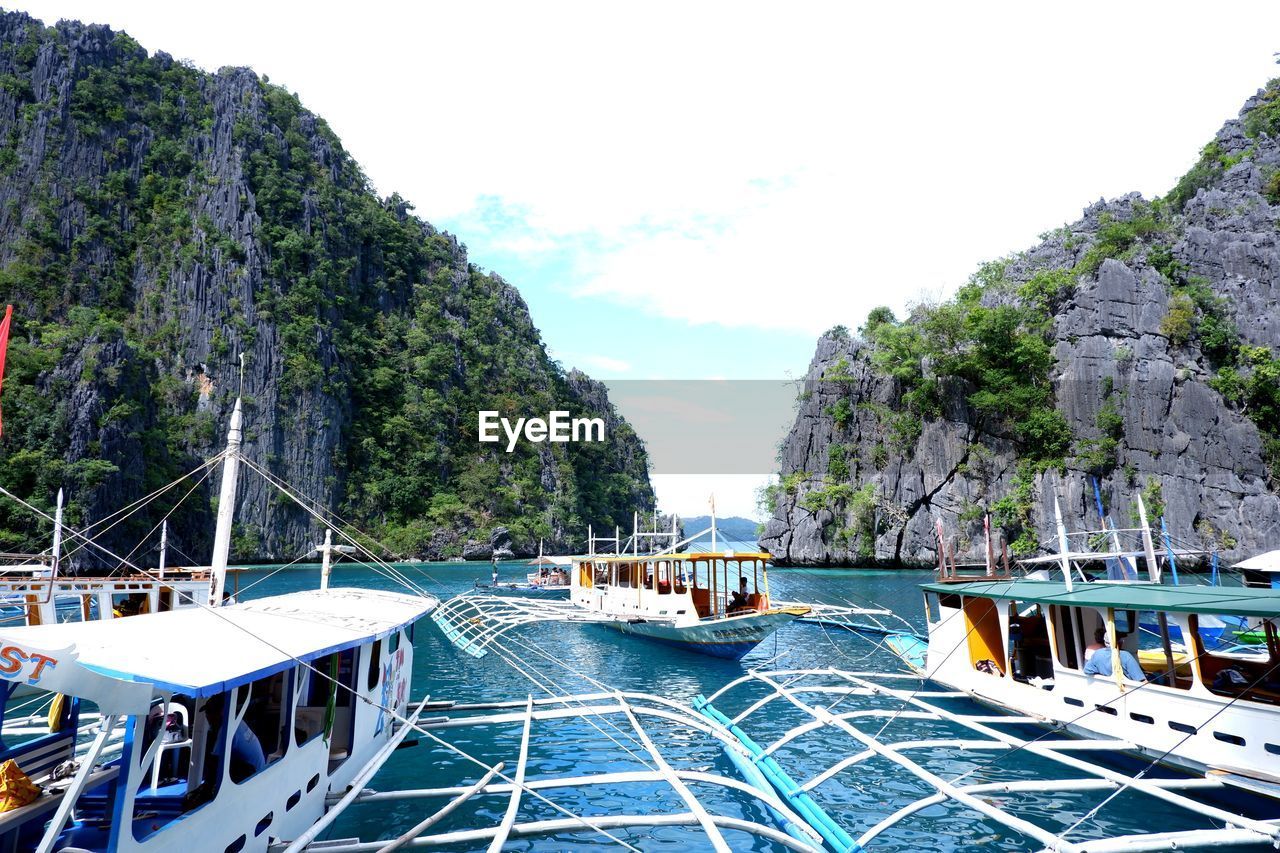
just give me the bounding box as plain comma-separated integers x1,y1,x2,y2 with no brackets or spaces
208,398,243,607
51,487,63,579
984,514,995,577
710,494,717,554
158,519,168,578
320,528,333,592
1054,495,1073,592
1137,493,1160,583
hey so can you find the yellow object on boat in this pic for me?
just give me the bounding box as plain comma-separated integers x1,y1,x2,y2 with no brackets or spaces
0,759,39,812
1138,648,1191,677
47,693,65,733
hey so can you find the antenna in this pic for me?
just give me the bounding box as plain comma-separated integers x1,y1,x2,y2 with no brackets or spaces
238,352,245,398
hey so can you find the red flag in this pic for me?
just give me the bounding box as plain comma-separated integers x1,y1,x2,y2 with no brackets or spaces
0,304,11,438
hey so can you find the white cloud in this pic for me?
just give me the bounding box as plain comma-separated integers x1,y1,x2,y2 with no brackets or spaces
652,474,774,521
577,354,632,375
26,1,1280,340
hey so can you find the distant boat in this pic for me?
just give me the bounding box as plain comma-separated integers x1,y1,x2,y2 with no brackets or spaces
432,510,870,660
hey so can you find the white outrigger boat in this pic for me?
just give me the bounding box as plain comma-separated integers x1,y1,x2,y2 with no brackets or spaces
890,497,1280,792
0,492,212,629
435,512,825,660
676,503,1280,851
0,397,444,851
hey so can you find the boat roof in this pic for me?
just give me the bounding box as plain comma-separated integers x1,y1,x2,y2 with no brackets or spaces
0,588,437,699
1019,548,1203,565
1234,549,1280,572
922,579,1280,618
580,551,772,564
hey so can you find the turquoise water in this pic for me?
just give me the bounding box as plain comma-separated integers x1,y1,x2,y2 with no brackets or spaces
232,562,1275,851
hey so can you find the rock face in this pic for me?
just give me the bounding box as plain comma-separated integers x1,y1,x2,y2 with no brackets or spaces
0,12,654,566
763,87,1280,566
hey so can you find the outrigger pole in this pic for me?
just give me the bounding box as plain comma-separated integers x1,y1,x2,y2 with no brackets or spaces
208,396,243,607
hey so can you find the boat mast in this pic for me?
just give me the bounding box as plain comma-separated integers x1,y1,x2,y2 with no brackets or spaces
208,397,243,607
158,519,167,578
319,528,333,592
1053,496,1073,592
50,487,63,579
710,494,717,554
1137,494,1160,583
984,514,994,577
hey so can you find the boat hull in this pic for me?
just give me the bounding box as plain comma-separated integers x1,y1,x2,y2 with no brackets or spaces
606,609,806,660
480,583,570,599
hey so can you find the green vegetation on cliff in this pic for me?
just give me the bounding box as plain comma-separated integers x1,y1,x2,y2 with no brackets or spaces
0,15,652,562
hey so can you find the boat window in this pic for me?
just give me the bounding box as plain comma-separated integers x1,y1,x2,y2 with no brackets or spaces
1191,614,1280,704
1007,602,1053,684
1134,612,1192,689
1049,605,1078,670
672,560,689,595
111,591,150,618
924,593,940,626
963,596,1006,676
296,657,334,747
367,639,383,691
389,630,401,654
656,561,672,595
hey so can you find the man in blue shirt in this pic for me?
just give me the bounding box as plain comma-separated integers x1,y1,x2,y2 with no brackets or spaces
203,697,266,781
1083,628,1145,681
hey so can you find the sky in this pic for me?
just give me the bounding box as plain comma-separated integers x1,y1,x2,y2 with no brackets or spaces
16,1,1280,517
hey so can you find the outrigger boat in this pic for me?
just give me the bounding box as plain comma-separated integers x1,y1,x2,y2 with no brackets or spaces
0,397,442,852
0,494,212,629
435,512,831,661
889,496,1280,792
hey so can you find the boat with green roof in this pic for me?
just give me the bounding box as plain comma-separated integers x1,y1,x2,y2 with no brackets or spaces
892,498,1280,794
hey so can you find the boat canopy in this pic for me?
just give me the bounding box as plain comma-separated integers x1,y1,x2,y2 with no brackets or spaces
581,551,772,564
1234,549,1280,572
0,588,436,708
922,579,1280,618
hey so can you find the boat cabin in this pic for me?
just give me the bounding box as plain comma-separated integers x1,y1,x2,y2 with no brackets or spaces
922,580,1280,699
0,571,211,628
918,579,1280,783
1236,549,1280,590
0,587,434,853
571,552,773,620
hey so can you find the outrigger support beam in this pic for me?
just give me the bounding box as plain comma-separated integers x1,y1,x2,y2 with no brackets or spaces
281,698,427,853
36,713,120,853
375,762,506,853
698,668,1280,853
487,698,533,852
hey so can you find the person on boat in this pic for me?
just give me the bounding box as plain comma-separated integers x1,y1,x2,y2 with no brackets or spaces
491,555,499,587
184,696,267,808
729,577,751,613
1083,628,1145,681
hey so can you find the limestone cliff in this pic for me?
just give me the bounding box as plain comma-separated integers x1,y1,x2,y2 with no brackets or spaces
762,84,1280,566
0,11,654,566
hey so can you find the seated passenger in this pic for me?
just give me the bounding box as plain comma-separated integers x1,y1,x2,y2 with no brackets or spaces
728,577,751,613
1082,628,1145,681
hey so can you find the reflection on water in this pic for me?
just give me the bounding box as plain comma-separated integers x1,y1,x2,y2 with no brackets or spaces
232,563,1273,851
